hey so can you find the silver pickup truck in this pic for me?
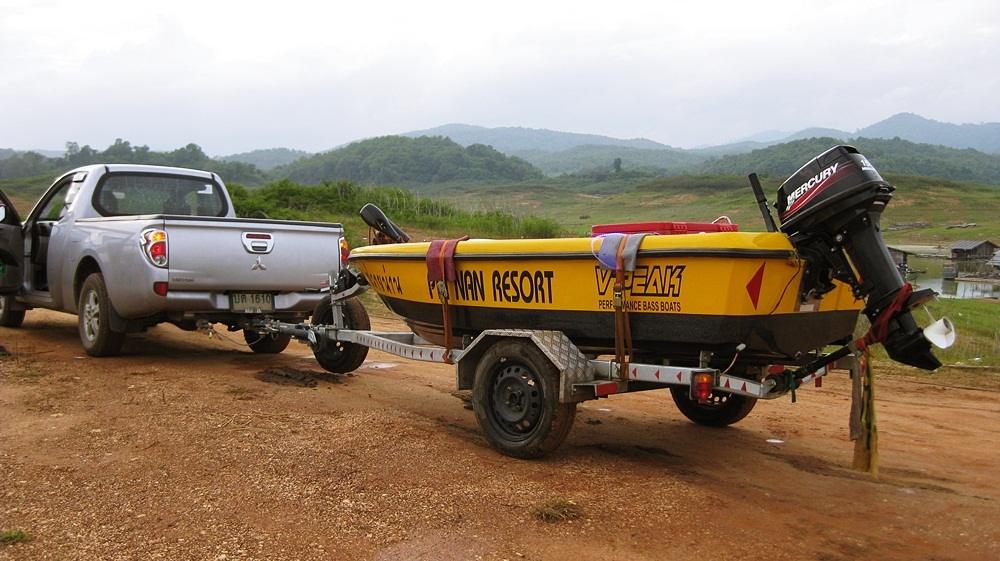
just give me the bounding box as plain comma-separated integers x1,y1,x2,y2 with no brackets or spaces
0,164,346,356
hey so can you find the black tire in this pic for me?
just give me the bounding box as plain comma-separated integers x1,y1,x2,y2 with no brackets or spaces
243,330,292,354
0,294,25,327
669,386,757,427
472,339,576,459
78,273,126,357
311,296,370,373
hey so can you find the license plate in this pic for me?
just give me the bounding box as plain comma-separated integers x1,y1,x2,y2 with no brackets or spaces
229,292,274,312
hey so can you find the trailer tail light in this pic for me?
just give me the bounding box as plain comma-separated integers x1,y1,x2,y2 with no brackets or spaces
691,372,715,404
153,281,168,296
141,229,168,268
339,237,350,266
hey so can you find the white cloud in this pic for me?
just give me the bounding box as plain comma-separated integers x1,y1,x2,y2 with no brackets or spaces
1,0,998,153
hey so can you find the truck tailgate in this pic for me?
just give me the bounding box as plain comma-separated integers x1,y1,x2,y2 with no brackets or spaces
164,217,342,292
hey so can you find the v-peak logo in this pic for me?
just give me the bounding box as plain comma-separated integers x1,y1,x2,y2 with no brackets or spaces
594,264,684,297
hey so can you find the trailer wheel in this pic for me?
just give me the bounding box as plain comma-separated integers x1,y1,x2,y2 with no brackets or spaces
0,294,25,327
78,273,126,357
669,386,757,427
472,339,576,459
312,296,370,373
243,330,292,354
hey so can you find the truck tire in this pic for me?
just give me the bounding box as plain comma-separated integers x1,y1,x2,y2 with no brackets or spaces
472,339,576,459
78,273,126,357
243,330,292,354
311,296,370,373
669,386,757,427
0,294,25,327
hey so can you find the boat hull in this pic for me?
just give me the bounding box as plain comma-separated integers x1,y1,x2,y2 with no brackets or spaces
351,233,863,363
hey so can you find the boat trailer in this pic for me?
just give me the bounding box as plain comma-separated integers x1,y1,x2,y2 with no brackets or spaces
263,292,857,458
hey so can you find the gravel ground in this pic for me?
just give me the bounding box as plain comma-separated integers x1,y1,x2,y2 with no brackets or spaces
1,310,998,561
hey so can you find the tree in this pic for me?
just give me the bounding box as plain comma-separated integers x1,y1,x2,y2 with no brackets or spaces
613,157,622,174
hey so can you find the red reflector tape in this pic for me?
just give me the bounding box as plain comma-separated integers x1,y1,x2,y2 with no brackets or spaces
153,282,168,296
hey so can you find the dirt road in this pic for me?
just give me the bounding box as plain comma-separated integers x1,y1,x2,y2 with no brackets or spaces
1,309,998,560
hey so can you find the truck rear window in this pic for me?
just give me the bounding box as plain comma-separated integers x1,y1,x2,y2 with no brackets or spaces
93,173,227,217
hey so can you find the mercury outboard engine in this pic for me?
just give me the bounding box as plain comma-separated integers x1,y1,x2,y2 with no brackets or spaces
776,145,941,370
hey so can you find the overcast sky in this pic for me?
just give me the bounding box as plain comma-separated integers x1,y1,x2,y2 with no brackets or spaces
2,0,998,155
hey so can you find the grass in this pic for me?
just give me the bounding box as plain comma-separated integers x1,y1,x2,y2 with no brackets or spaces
923,298,1000,366
531,498,584,523
0,529,32,545
422,172,998,242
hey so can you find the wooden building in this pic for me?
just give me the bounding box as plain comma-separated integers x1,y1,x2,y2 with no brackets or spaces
949,240,998,260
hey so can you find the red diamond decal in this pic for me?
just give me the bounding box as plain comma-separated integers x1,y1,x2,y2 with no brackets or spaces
740,382,747,392
746,263,766,310
654,369,661,379
676,372,683,382
724,379,731,389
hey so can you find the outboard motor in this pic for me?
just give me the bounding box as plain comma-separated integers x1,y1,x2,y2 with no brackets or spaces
776,145,942,370
360,203,410,244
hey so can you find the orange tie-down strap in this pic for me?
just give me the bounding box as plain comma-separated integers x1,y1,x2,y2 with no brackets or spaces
597,233,645,381
426,237,469,360
613,237,634,377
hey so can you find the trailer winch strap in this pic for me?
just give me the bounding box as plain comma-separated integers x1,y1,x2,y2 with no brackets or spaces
427,236,469,362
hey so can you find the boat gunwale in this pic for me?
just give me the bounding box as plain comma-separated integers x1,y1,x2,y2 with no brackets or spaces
350,248,796,261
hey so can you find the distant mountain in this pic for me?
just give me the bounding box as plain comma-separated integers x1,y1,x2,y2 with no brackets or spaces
856,112,1000,153
731,130,792,144
0,148,15,161
699,136,1000,185
781,127,851,142
513,144,705,175
273,136,544,185
402,123,669,153
219,148,310,170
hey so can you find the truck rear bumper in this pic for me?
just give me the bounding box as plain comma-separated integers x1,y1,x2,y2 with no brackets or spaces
141,290,326,318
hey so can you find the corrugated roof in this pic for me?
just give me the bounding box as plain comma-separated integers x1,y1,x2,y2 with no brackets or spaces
950,240,996,251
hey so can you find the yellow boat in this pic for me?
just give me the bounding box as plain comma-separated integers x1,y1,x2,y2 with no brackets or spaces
351,233,862,366
350,145,944,372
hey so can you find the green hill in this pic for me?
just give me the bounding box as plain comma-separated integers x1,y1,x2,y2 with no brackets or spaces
512,144,706,175
274,136,544,185
698,137,1000,185
401,123,667,153
0,139,268,186
219,147,310,170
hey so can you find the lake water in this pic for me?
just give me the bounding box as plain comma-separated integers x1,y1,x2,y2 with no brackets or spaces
907,256,1000,299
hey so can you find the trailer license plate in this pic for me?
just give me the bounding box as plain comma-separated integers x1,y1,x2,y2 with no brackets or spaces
230,292,274,312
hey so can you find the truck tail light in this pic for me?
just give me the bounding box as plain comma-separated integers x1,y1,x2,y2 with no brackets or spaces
141,228,168,268
691,372,715,404
339,237,350,266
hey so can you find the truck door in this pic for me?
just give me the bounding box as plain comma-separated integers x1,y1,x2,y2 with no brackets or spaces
0,191,23,294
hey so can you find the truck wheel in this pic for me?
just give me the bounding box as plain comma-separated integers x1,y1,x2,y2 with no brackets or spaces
0,294,25,327
78,273,126,357
311,296,370,373
669,386,757,427
243,330,292,354
472,339,576,459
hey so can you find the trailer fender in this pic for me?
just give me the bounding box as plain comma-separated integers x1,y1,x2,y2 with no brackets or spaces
457,329,594,403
